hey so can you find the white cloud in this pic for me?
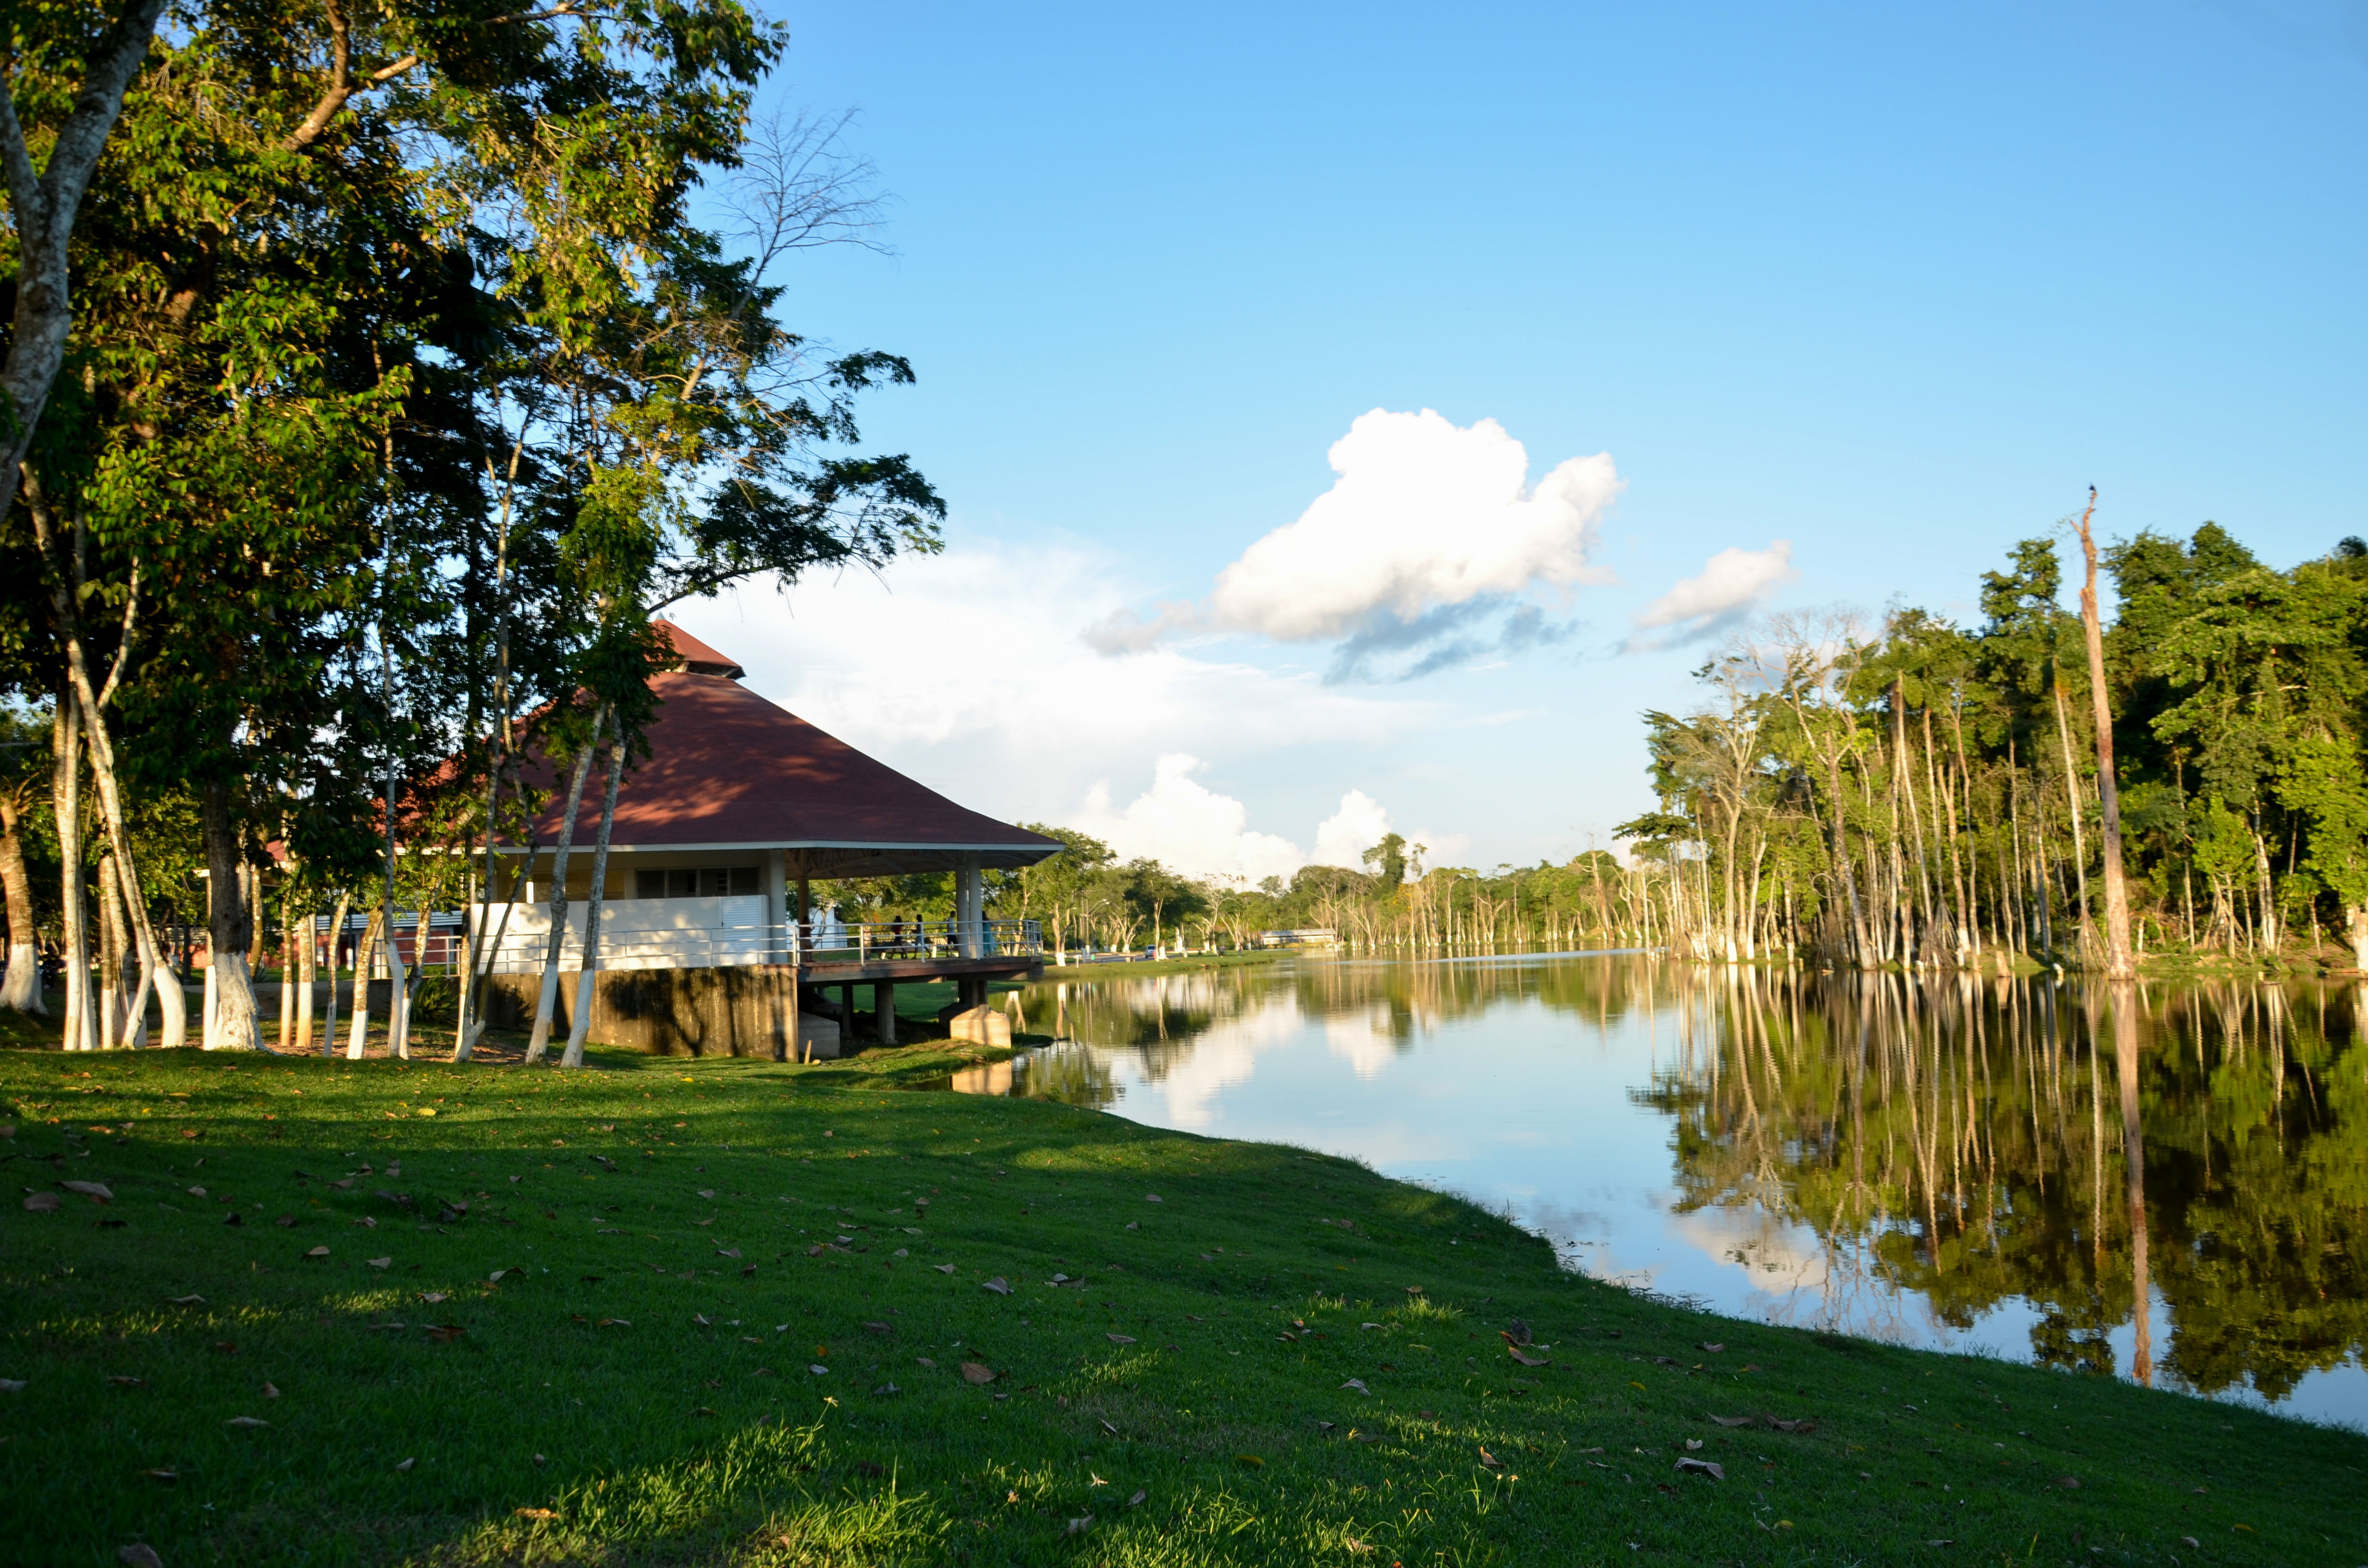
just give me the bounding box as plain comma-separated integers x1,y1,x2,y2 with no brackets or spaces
674,545,1424,833
1310,789,1391,870
1209,408,1621,644
1074,754,1307,885
1625,540,1800,651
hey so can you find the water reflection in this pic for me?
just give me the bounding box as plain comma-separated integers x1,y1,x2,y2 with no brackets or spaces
984,956,2367,1421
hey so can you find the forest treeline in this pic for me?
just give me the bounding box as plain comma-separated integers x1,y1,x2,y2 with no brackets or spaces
1620,524,2368,973
0,0,942,1058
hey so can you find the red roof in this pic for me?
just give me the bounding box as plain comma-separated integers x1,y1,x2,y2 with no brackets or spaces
653,620,745,679
506,671,1059,877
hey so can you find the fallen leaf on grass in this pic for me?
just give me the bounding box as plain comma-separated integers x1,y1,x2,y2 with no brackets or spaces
1341,1378,1369,1395
226,1416,268,1428
1674,1458,1724,1481
304,1246,330,1259
62,1180,113,1202
142,1469,177,1484
2180,1537,2200,1550
1107,1333,1136,1345
1064,1516,1094,1537
1699,1342,1725,1353
274,1215,296,1228
809,1365,829,1376
22,1193,60,1212
108,1376,148,1388
419,1293,448,1305
2053,1476,2080,1490
394,1458,415,1472
1709,1414,1752,1427
716,1249,740,1259
261,1383,280,1399
979,1276,1013,1295
424,1325,466,1344
118,1546,163,1568
366,1258,392,1270
960,1362,996,1384
935,1263,956,1275
1506,1346,1548,1367
596,1318,630,1329
515,1508,558,1521
697,1189,714,1200
1478,1448,1503,1469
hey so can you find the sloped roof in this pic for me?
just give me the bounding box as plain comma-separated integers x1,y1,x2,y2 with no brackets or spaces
653,619,745,679
505,669,1060,877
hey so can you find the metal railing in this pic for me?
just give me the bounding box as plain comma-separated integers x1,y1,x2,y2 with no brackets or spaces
462,901,1044,973
799,918,1042,963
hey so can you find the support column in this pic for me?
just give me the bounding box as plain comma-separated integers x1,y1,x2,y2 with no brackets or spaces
957,854,983,957
874,980,896,1045
762,848,788,963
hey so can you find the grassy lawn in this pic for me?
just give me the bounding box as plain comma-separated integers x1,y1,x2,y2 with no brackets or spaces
4,1043,2365,1567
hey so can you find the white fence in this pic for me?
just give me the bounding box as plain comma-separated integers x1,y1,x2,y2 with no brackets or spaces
471,896,786,974
467,902,1045,973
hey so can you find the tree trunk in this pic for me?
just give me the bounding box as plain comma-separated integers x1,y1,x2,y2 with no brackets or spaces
526,704,607,1063
321,889,351,1058
202,780,260,1050
54,698,92,1051
346,905,383,1058
295,894,316,1054
2051,684,2094,964
278,899,296,1051
0,0,171,530
97,851,122,1048
2073,491,2136,979
0,790,42,1013
561,732,628,1069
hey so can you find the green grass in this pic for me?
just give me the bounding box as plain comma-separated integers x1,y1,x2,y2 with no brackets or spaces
4,1045,2365,1567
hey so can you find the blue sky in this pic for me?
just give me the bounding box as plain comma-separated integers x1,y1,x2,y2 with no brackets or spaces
676,0,2368,882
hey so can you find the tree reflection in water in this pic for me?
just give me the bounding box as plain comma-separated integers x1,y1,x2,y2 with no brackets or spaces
997,958,2366,1407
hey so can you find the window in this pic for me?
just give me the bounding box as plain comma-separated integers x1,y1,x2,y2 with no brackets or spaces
634,867,762,898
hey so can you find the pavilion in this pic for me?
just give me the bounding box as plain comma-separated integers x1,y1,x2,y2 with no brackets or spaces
474,623,1059,1058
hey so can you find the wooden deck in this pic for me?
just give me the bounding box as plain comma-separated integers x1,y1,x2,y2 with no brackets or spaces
799,954,1042,985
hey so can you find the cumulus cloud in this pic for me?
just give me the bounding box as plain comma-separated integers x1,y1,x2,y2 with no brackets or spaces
1213,408,1621,641
676,545,1423,832
1074,755,1307,886
1089,409,1617,681
1310,789,1391,870
1071,762,1435,888
1625,541,1800,652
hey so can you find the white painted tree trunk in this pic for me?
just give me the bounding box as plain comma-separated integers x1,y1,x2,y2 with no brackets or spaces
295,904,315,1054
347,906,383,1059
320,890,350,1058
527,705,607,1065
384,895,412,1062
53,701,92,1051
279,917,295,1050
561,735,628,1070
0,792,42,1014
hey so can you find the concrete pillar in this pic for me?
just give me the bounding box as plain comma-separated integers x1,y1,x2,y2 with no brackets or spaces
762,848,788,962
957,854,983,958
874,981,896,1045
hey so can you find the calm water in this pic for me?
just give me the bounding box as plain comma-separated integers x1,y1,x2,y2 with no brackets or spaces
971,953,2368,1427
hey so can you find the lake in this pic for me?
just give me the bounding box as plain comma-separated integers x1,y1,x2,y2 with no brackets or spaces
962,952,2367,1428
